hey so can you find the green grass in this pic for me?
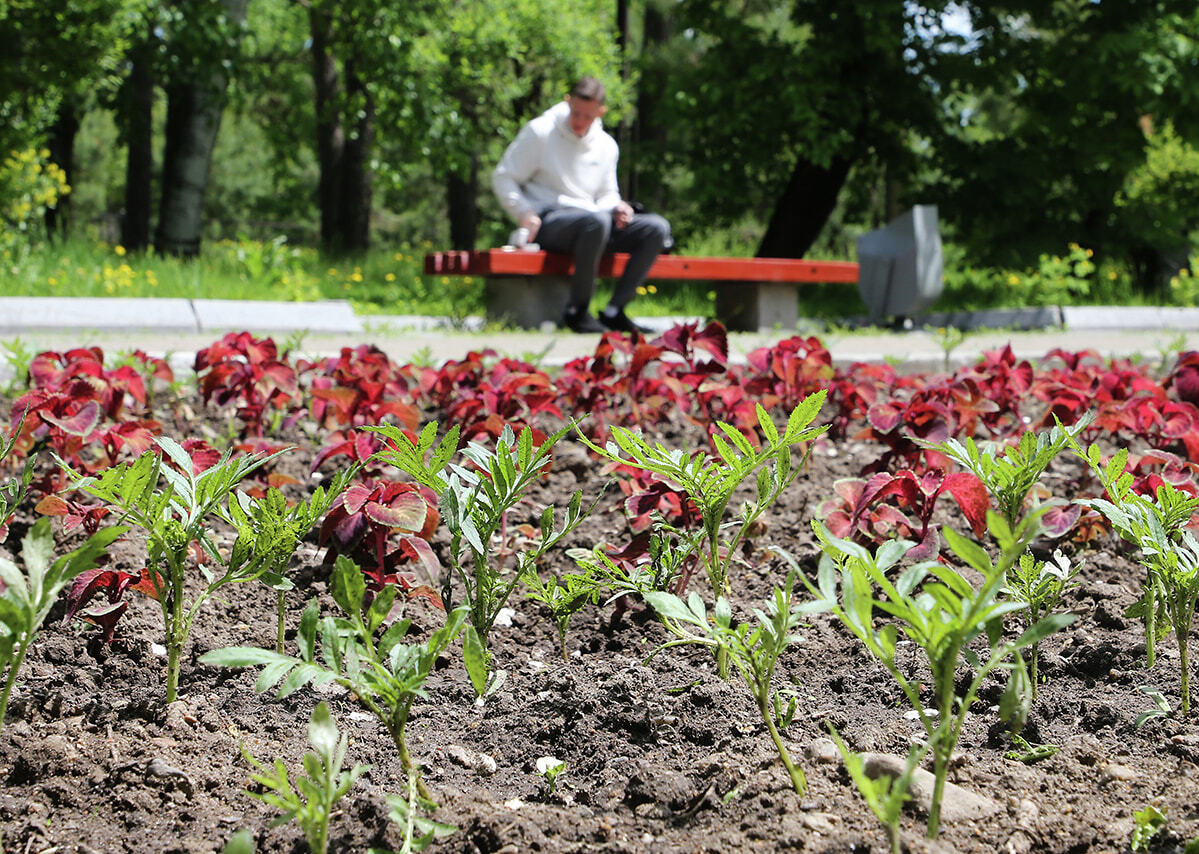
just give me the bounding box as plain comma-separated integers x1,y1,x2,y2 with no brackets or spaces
2,236,716,318
5,235,1194,324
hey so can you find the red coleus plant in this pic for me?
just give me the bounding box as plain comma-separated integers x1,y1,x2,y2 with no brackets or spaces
63,565,159,641
194,332,299,437
819,468,989,559
317,479,442,598
11,348,163,483
741,335,836,411
306,344,421,432
418,350,562,443
651,321,734,436
556,332,680,440
618,468,703,533
34,494,111,534
859,393,956,474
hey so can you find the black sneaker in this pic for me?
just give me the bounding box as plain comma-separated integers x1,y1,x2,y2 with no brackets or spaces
563,306,606,333
600,307,651,335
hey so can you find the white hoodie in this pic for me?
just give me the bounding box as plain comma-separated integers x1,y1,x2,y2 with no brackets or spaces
492,101,622,223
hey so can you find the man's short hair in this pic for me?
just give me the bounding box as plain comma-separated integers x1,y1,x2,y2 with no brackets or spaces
570,76,606,104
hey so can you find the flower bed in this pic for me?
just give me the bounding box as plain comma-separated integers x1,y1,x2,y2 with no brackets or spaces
2,326,1198,853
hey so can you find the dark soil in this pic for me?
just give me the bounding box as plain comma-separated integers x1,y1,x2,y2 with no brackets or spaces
3,413,1198,854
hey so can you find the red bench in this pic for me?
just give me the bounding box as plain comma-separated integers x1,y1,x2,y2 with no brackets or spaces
424,249,859,331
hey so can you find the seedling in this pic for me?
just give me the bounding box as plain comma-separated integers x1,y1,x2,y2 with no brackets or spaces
536,756,567,794
573,526,706,604
1002,548,1082,697
0,416,36,543
202,557,468,799
367,421,597,691
828,725,925,854
1131,804,1168,852
1071,439,1199,708
643,572,809,794
239,701,369,854
797,512,1075,837
924,416,1092,531
579,394,828,596
523,570,598,661
930,325,969,372
58,437,292,702
371,774,457,854
226,473,355,652
1004,733,1059,764
0,518,125,729
1135,686,1173,728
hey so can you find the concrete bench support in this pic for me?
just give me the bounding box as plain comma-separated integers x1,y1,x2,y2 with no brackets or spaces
484,276,571,329
715,281,799,332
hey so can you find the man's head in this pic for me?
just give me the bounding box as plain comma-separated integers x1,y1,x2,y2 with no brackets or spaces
564,76,606,137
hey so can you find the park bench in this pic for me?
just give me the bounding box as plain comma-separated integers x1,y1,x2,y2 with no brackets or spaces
423,249,859,332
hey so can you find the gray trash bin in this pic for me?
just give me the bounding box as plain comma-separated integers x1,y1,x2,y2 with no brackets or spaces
856,205,943,324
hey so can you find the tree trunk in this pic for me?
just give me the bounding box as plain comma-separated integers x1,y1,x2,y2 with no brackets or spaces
310,5,344,251
310,9,374,253
629,1,671,208
755,155,854,258
615,0,631,195
446,152,479,250
338,63,374,252
155,0,249,257
43,100,80,238
121,40,155,252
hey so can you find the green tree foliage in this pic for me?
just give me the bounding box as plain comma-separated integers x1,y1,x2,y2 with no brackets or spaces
0,0,146,153
931,2,1199,276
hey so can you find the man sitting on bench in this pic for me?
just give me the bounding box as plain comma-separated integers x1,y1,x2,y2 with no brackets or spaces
492,76,672,334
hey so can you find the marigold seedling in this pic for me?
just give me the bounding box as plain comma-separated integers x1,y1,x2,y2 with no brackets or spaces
367,420,599,691
1004,733,1059,764
644,572,809,794
579,394,828,597
0,518,125,729
828,724,924,854
203,557,468,800
370,773,457,854
1070,436,1199,710
797,512,1075,838
1131,804,1168,852
924,415,1092,532
1002,548,1081,697
239,701,368,854
58,437,296,702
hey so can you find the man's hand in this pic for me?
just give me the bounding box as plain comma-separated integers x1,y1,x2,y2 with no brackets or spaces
520,211,542,241
613,201,634,229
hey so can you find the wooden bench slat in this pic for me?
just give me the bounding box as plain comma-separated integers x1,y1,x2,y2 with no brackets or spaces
424,249,858,284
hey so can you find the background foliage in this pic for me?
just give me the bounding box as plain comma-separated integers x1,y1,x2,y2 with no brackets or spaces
1,0,1197,311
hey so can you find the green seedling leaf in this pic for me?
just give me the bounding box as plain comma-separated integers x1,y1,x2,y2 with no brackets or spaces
1131,804,1168,852
220,829,256,854
240,701,368,854
1004,734,1059,764
1135,686,1173,728
463,625,489,698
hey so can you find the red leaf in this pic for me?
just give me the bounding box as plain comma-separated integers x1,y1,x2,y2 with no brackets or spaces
939,472,989,536
363,491,428,531
41,401,102,437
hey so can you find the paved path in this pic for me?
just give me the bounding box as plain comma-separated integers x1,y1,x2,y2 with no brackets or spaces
0,297,1194,374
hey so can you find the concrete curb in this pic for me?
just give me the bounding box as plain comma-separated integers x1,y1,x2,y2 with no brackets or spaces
0,297,363,335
